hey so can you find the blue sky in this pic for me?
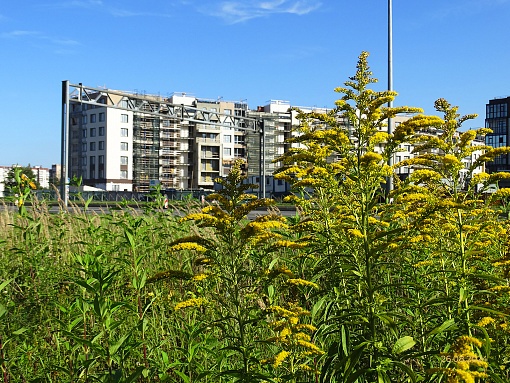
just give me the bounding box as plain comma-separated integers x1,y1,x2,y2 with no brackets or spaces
1,0,509,167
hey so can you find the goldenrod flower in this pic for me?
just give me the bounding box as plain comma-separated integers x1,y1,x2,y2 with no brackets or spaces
287,278,320,290
296,340,324,355
489,285,510,292
170,242,207,252
477,317,496,327
174,298,207,311
273,350,290,368
192,273,208,282
348,229,364,238
413,260,433,268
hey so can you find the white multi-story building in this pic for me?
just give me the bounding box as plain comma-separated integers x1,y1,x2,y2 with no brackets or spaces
0,166,9,198
67,87,251,192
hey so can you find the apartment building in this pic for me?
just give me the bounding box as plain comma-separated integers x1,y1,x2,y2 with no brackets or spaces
0,166,9,197
485,97,510,182
66,85,253,192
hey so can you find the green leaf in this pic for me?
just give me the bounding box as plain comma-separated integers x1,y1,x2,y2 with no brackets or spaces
392,336,416,354
428,318,455,337
0,278,13,292
109,334,130,356
124,366,146,383
12,327,28,336
0,304,7,320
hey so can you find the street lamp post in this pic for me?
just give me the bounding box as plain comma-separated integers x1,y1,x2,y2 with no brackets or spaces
387,0,394,195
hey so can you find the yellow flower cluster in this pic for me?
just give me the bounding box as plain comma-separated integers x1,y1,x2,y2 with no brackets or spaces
194,257,212,266
429,335,488,382
170,242,207,253
489,285,510,292
348,228,364,238
476,317,496,328
273,350,290,368
413,260,433,268
287,278,320,290
174,297,208,311
192,273,208,282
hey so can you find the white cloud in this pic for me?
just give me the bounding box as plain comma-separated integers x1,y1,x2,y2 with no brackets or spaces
200,0,322,24
0,29,80,54
1,30,40,38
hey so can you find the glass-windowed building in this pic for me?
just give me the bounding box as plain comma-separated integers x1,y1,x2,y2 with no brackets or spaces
485,97,510,181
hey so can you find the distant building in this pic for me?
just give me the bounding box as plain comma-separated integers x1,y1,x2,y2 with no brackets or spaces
485,97,510,184
32,166,50,189
0,166,10,198
50,164,61,186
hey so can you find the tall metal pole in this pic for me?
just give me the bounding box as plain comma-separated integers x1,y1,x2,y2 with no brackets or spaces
61,80,69,207
387,0,394,194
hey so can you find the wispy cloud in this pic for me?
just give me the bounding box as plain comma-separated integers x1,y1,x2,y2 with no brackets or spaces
45,0,174,18
1,30,41,38
0,29,80,54
200,0,322,24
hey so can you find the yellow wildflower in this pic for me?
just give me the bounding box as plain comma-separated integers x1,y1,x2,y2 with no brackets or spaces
348,229,364,238
477,317,496,327
287,278,320,290
170,242,207,252
296,340,324,355
192,273,208,282
273,350,290,368
174,298,207,311
413,260,433,268
489,285,510,292
280,327,291,339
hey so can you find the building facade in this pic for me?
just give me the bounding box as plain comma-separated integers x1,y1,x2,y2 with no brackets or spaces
485,96,510,177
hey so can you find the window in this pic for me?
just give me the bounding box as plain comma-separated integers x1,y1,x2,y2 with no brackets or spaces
223,147,231,156
121,114,128,123
120,156,128,165
82,115,87,124
99,169,104,178
120,100,128,108
224,109,232,115
234,136,244,144
90,142,96,151
81,143,87,152
81,156,87,166
99,155,104,165
120,170,128,179
90,128,96,137
99,126,105,136
99,112,105,122
234,148,245,157
121,142,128,151
224,135,232,143
121,128,128,137
89,168,95,179
90,114,96,123
98,141,104,150
82,129,87,138
90,156,96,166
